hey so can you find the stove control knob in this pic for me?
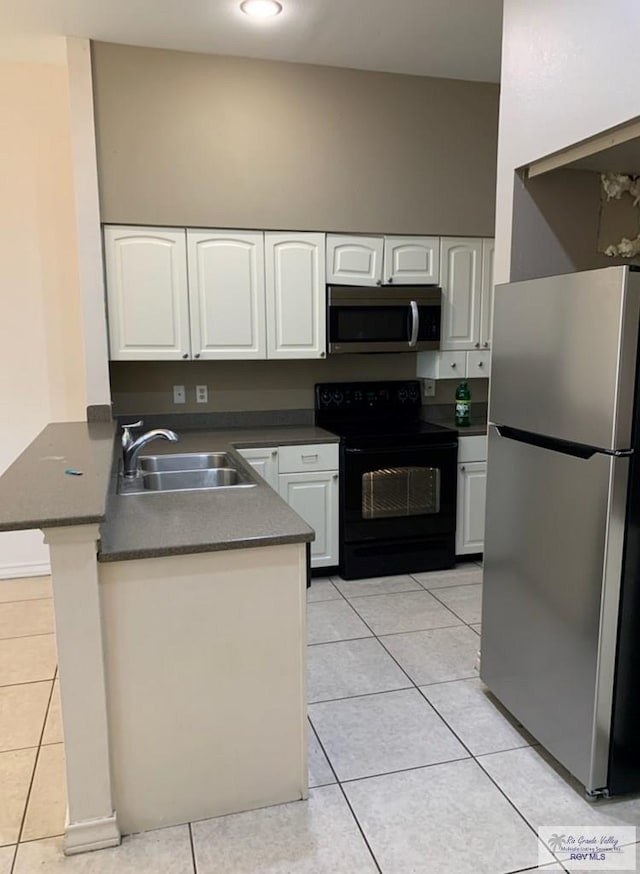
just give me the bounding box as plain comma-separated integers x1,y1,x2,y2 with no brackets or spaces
408,387,419,402
320,390,332,406
398,388,408,402
333,391,344,406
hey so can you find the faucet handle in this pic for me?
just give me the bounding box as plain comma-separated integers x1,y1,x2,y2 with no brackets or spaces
121,420,144,449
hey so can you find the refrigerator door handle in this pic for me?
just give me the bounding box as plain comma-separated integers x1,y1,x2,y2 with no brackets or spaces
494,425,634,460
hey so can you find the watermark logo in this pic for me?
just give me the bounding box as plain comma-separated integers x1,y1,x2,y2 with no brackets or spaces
539,826,636,870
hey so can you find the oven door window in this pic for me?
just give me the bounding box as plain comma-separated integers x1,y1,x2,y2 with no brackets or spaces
362,466,440,519
342,443,457,541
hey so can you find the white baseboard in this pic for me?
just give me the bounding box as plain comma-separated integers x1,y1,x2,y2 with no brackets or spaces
0,561,51,580
64,812,121,855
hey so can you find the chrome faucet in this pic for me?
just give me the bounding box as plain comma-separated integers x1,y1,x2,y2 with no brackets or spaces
121,420,179,478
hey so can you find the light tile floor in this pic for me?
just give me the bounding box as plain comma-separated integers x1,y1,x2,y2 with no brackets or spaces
3,565,640,873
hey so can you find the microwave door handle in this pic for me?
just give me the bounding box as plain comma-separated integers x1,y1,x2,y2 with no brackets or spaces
409,300,419,347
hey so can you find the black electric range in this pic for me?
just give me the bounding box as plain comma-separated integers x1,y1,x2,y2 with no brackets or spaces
315,380,458,579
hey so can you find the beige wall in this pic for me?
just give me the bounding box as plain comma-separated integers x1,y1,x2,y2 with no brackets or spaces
110,356,418,415
92,42,499,236
0,56,87,575
110,358,488,416
496,0,640,285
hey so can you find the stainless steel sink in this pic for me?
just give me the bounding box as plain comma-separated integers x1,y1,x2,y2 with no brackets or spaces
138,452,236,473
143,468,250,491
118,452,257,495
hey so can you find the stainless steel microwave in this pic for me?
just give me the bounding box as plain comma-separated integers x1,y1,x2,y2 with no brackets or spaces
327,285,442,354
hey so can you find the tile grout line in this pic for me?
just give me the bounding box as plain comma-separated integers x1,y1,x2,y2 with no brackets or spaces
0,597,53,607
307,721,384,874
426,585,482,626
187,822,197,874
0,632,56,643
309,685,415,706
329,594,554,870
10,676,57,873
0,677,57,691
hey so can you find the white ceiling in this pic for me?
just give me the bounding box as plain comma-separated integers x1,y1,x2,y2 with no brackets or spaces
0,0,503,82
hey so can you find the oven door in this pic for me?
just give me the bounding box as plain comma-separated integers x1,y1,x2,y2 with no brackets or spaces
341,442,457,543
328,286,441,354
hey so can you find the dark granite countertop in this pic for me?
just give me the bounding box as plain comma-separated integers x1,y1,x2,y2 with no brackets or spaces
434,420,488,437
98,426,339,562
0,421,116,531
421,403,488,437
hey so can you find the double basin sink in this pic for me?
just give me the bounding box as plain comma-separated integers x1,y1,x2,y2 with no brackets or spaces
118,452,257,495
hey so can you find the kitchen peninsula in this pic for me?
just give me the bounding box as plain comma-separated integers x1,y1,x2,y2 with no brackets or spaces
0,420,336,854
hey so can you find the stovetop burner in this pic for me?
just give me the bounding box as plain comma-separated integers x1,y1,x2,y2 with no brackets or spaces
315,380,456,446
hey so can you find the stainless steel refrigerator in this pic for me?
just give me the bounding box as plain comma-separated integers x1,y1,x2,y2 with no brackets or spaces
481,265,640,797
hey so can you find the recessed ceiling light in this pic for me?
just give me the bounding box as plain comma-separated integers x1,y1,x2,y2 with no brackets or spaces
240,0,283,18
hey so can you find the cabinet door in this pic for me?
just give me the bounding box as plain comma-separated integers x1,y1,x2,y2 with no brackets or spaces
383,236,440,285
237,447,279,490
456,461,487,555
480,238,495,349
439,238,483,351
265,233,326,359
187,231,266,360
104,226,190,361
279,471,339,568
326,235,383,286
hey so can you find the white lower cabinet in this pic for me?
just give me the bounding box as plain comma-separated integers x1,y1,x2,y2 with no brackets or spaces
237,447,280,490
456,437,487,556
238,443,339,569
279,472,339,568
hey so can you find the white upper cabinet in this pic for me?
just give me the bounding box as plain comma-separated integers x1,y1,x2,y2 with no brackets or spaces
265,233,326,359
439,238,483,351
104,226,191,361
326,235,384,286
383,236,440,285
480,237,495,350
187,231,266,360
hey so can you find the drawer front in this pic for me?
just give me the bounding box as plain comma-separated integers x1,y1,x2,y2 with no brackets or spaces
278,443,339,473
467,350,491,378
438,351,467,379
458,435,488,463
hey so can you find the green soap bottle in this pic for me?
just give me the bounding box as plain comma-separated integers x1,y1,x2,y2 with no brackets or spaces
455,381,471,427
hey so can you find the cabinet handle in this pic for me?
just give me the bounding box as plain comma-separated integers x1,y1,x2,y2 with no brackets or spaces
376,279,382,286
302,454,319,463
450,362,456,368
388,277,394,284
483,342,489,348
332,473,338,479
182,353,189,359
478,361,484,368
271,450,277,457
194,353,201,359
461,465,466,471
475,342,480,348
320,351,326,358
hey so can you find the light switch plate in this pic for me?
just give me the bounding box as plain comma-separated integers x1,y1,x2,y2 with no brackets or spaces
173,385,186,404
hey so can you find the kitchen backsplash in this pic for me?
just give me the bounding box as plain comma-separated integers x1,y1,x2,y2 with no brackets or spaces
111,356,414,414
109,359,489,415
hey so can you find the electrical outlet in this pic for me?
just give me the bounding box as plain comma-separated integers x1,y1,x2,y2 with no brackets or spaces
196,385,208,404
422,378,436,398
173,385,186,404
